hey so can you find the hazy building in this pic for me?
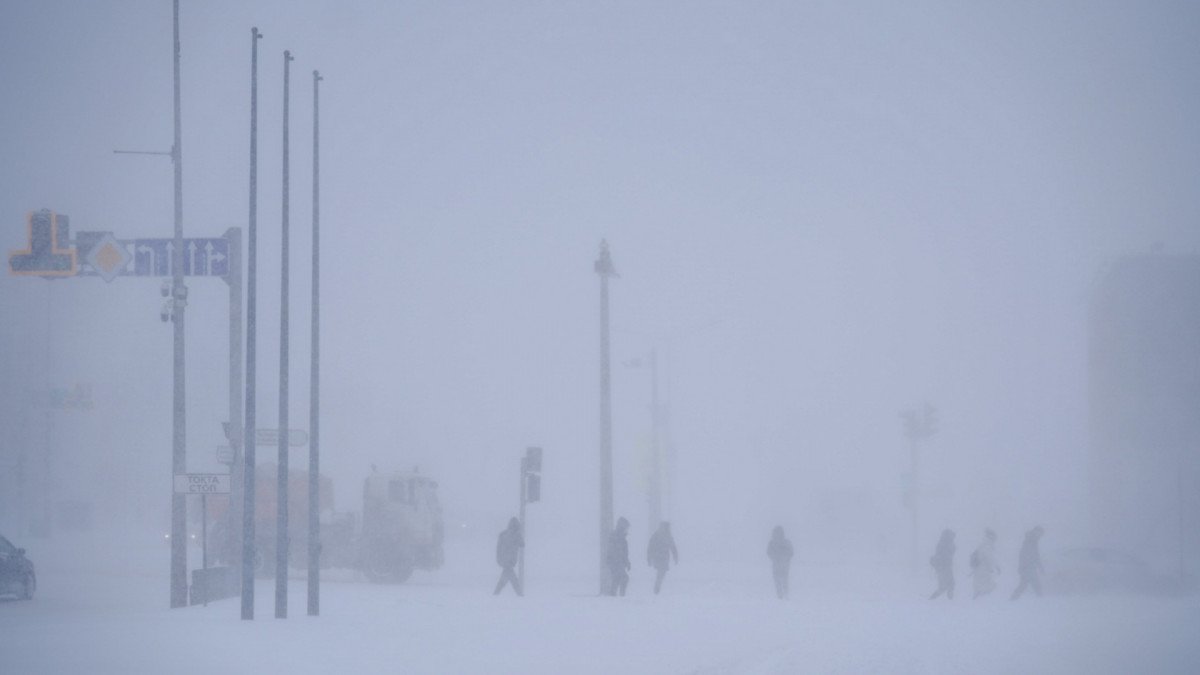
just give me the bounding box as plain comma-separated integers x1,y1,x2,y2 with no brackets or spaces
1088,253,1200,577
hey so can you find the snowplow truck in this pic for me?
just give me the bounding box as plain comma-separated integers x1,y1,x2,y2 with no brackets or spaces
358,469,445,583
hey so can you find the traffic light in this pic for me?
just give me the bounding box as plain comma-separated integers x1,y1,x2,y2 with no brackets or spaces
526,473,541,503
525,446,542,474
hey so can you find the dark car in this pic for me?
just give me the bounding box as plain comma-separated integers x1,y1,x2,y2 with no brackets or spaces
0,534,36,600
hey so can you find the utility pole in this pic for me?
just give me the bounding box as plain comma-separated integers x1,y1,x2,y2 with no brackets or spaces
307,68,322,618
169,0,189,610
594,240,617,594
276,48,294,620
241,25,262,621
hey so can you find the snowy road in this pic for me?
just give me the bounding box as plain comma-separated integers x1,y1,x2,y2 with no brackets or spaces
2,536,1198,674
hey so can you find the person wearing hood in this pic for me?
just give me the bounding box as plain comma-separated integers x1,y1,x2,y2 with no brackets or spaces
970,528,1000,599
928,529,956,600
493,516,524,596
1010,526,1045,600
767,526,794,599
647,522,679,594
606,517,632,596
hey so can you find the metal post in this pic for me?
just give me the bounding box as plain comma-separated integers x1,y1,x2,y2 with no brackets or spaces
169,0,189,610
276,48,295,620
225,226,242,591
202,493,208,607
518,457,527,591
595,241,617,594
307,69,322,618
241,26,262,622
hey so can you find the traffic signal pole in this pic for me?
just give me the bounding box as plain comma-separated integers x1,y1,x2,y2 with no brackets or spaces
241,26,262,621
169,0,189,610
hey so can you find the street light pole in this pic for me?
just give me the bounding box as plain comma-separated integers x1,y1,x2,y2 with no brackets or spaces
307,68,322,618
276,48,295,620
169,0,189,610
594,240,617,594
241,25,262,622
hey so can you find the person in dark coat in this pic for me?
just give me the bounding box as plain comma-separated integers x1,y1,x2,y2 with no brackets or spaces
1010,525,1045,600
767,525,794,599
493,516,524,596
647,522,679,594
928,529,956,600
606,517,631,596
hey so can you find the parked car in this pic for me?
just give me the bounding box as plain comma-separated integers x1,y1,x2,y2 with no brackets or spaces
1046,546,1183,596
0,534,36,600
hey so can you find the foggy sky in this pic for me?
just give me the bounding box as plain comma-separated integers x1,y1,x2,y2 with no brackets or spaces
2,0,1199,569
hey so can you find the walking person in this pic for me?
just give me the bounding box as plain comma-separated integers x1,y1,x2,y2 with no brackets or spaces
928,529,956,600
493,517,524,596
606,517,631,596
647,522,679,595
767,525,794,599
1010,526,1045,600
970,528,1000,599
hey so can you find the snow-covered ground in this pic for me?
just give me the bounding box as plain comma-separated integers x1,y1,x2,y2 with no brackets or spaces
3,533,1198,674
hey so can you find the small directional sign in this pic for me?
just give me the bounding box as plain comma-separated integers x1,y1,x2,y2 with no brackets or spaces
174,474,232,494
255,428,309,447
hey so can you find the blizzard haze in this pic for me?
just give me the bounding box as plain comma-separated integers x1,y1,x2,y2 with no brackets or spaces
2,1,1199,673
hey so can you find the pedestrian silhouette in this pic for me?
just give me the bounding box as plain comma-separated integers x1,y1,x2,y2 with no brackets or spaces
1010,526,1045,600
970,528,1000,599
605,517,631,596
493,517,524,596
929,529,956,600
647,522,679,594
767,525,794,599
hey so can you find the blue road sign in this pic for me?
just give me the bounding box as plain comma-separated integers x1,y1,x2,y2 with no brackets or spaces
132,237,229,277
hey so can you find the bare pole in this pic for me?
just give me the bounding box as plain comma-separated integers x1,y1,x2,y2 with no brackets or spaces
276,48,295,620
594,240,617,594
241,25,262,621
169,0,189,610
307,68,322,618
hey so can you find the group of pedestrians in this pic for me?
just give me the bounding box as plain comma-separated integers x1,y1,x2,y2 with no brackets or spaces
928,525,1045,601
604,518,679,596
495,517,1046,602
495,516,796,599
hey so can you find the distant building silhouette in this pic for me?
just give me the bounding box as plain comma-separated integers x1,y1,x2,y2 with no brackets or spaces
1089,253,1200,577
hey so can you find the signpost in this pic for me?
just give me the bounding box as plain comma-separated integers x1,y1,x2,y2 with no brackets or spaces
174,473,231,607
518,446,542,591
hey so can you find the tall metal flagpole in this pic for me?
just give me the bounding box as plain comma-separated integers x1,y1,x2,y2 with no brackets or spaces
241,25,262,621
169,0,189,610
595,240,617,594
276,48,294,620
307,68,322,618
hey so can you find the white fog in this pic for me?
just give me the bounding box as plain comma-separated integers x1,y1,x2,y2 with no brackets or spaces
1,1,1199,673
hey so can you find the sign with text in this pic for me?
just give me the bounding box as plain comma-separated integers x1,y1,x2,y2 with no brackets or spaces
174,474,232,494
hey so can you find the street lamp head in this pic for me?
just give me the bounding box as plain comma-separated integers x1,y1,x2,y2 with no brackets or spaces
595,239,618,278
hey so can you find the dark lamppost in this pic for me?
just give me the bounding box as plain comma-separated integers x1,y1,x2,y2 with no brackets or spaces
307,68,323,618
276,48,295,619
241,24,262,622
